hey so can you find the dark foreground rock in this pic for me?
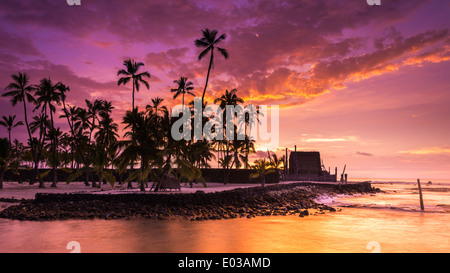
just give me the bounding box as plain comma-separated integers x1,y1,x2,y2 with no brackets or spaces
0,182,379,221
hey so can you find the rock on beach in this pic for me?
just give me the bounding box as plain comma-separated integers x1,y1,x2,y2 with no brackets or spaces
0,182,378,221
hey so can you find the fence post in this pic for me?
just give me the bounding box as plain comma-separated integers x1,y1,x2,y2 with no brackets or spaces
417,179,424,211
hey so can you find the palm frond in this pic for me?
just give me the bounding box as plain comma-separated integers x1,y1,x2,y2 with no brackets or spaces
217,47,229,59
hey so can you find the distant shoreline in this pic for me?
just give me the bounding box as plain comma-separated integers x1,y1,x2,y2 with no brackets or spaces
0,182,379,221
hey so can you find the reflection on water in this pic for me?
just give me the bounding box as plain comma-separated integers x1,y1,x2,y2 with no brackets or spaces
318,182,450,213
1,209,449,253
0,182,449,253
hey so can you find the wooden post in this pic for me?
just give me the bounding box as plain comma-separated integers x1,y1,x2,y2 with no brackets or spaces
294,145,297,174
285,148,288,175
417,179,424,211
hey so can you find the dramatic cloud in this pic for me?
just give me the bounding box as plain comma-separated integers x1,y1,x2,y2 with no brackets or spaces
1,0,449,178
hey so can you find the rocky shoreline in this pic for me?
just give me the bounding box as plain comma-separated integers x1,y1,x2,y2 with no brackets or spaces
0,182,379,221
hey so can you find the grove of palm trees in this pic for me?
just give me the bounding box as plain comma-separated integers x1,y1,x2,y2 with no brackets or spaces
0,29,284,192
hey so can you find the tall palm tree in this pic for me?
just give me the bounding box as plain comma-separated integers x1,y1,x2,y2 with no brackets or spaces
214,89,244,168
85,99,104,145
95,113,118,150
195,29,229,107
120,107,159,191
34,77,62,187
29,113,49,188
117,59,151,111
0,115,23,146
59,104,79,169
171,76,195,106
73,108,91,136
45,127,64,186
72,107,92,186
2,72,37,180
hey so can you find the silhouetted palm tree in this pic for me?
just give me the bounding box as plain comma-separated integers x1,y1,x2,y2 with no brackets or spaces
120,107,160,191
0,138,11,189
250,158,274,188
171,76,195,106
85,99,104,145
34,77,62,187
214,89,244,168
0,115,23,146
117,59,151,111
95,112,118,150
29,112,49,188
195,29,229,107
2,72,37,180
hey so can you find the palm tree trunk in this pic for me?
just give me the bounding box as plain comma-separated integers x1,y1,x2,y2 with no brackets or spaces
154,154,171,192
23,99,36,184
89,117,97,188
62,100,90,186
36,109,48,189
0,170,4,189
201,50,214,108
140,157,145,192
132,78,135,111
128,80,136,189
50,109,57,188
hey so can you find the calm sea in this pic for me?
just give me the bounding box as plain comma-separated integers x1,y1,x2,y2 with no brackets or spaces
0,178,449,253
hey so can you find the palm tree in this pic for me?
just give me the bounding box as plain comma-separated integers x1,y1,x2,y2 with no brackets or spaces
59,104,79,169
73,107,91,136
71,107,92,186
117,59,151,111
100,100,114,117
120,107,160,191
195,29,229,107
95,112,118,150
2,72,37,181
67,143,116,189
146,97,165,116
0,138,11,189
34,77,62,187
214,89,244,109
85,99,106,187
250,158,274,188
268,152,285,175
151,107,202,192
214,89,244,169
29,113,50,167
85,99,104,144
171,76,195,106
45,127,64,187
0,115,23,146
9,139,26,184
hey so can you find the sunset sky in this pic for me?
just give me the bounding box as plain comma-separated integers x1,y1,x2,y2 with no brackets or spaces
0,0,449,180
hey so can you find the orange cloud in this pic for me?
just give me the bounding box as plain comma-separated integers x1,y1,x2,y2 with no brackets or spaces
398,147,450,155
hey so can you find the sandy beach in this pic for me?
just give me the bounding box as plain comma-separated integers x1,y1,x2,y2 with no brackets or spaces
0,181,285,201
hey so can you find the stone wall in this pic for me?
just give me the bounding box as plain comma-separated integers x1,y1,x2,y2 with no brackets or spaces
3,168,280,184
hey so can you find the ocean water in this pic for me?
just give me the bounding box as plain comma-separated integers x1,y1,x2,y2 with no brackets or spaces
0,179,449,253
